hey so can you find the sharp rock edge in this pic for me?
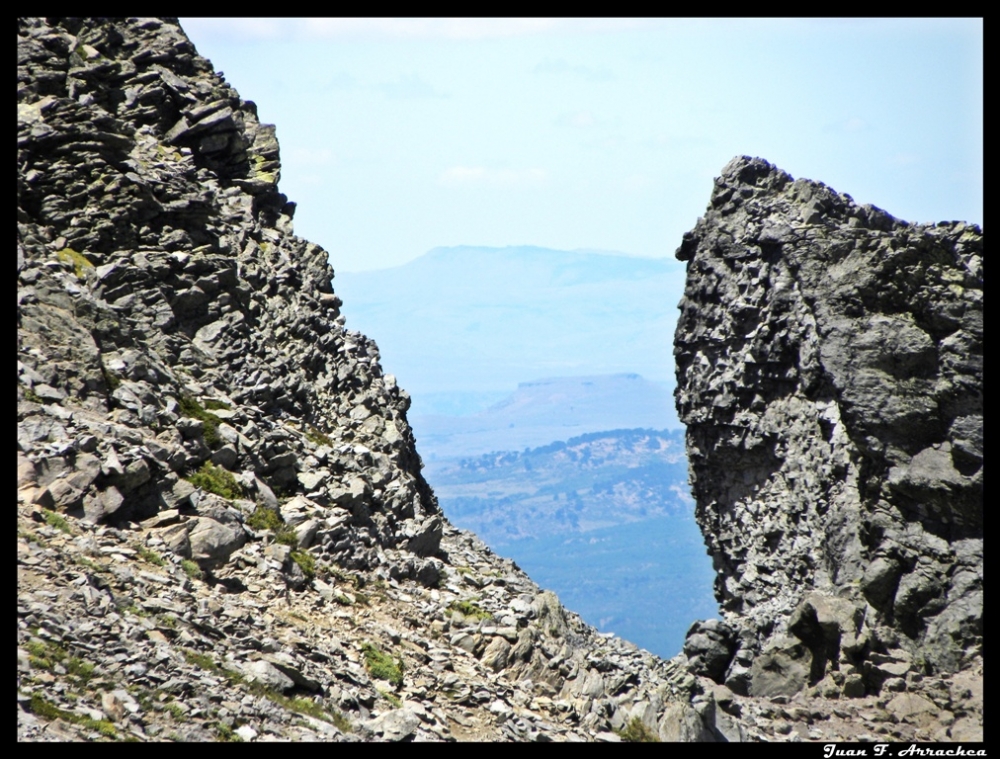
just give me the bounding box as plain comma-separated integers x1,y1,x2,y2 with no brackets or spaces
674,155,982,740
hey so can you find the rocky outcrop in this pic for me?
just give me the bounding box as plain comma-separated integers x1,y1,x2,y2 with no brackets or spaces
17,18,983,742
17,16,707,742
674,156,982,707
18,15,439,575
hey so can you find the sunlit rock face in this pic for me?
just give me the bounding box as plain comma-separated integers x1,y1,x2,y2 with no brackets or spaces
674,156,982,696
17,16,441,564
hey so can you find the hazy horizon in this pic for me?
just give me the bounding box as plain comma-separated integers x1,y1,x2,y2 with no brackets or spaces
179,18,982,273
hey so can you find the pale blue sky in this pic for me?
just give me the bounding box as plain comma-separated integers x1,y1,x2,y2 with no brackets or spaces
178,18,983,272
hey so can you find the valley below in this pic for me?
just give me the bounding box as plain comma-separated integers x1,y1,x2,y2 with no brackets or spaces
421,426,718,659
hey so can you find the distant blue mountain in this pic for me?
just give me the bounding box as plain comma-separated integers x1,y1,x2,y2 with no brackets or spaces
334,245,688,411
411,373,679,458
334,245,718,659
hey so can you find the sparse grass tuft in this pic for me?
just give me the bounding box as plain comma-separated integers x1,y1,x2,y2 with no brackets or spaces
178,395,224,448
24,387,43,403
137,547,165,566
615,717,660,742
180,560,203,581
68,656,95,683
361,643,404,686
28,693,117,739
27,693,66,719
378,689,402,708
246,507,297,544
26,639,96,684
290,549,315,579
179,647,352,733
328,709,352,733
42,508,73,534
216,722,243,742
26,640,58,670
448,599,490,621
185,461,242,500
182,649,219,672
304,425,333,447
263,692,352,733
76,556,108,574
19,528,42,545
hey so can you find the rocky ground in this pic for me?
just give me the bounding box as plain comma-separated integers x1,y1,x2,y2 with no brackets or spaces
16,491,982,742
17,490,701,742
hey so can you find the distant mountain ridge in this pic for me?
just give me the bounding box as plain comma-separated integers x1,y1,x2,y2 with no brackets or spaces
426,426,690,541
412,374,680,459
423,426,713,659
333,245,687,405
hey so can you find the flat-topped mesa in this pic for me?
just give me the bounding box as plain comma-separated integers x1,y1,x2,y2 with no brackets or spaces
674,156,982,698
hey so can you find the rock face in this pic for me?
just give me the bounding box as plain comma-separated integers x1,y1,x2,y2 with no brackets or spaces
18,16,706,743
674,156,983,700
18,15,439,574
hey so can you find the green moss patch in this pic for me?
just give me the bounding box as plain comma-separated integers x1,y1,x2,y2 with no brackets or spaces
56,247,94,279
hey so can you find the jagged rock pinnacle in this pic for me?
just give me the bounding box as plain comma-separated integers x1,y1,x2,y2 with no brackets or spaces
674,156,982,708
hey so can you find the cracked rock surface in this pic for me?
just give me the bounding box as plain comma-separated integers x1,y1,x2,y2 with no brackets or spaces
673,156,982,733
